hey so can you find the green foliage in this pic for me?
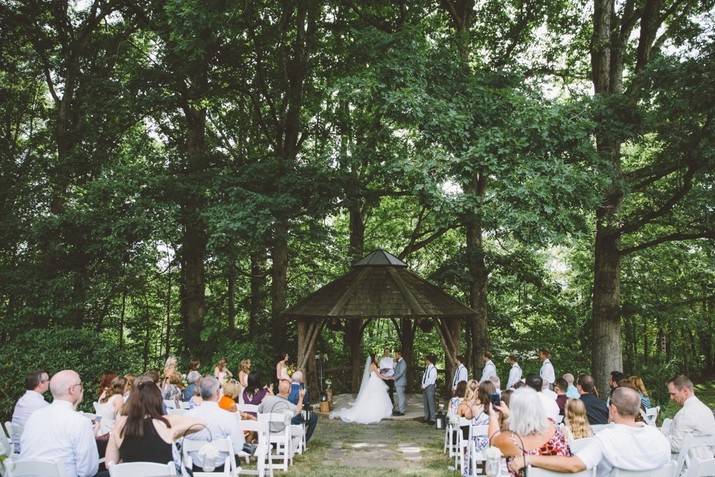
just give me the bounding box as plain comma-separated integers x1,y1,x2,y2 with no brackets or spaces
0,328,142,419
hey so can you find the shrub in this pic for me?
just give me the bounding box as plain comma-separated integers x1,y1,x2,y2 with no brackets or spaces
0,327,141,419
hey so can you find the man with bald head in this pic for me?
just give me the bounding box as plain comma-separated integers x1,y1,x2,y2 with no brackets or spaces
509,387,671,477
21,370,99,477
259,378,318,443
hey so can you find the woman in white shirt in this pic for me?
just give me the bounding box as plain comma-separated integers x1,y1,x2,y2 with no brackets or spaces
95,376,126,436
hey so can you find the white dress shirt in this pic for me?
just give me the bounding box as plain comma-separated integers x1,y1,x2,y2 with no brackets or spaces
452,363,468,390
421,364,437,389
379,356,395,377
506,363,522,389
668,395,715,461
540,358,556,387
479,360,497,383
576,422,671,477
11,390,48,452
20,400,99,477
186,401,245,469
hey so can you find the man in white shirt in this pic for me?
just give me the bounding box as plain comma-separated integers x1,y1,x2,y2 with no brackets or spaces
186,376,245,472
509,387,671,477
479,351,497,384
667,374,715,461
505,355,522,390
11,370,50,452
539,349,555,389
20,370,99,477
526,375,560,423
451,354,468,394
421,354,437,424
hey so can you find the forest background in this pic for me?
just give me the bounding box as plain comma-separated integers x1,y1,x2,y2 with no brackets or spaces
0,0,713,419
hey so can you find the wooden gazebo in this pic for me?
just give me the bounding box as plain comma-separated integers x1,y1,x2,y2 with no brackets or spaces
282,250,476,388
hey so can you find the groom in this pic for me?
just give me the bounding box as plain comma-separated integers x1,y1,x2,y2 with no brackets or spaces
392,350,407,416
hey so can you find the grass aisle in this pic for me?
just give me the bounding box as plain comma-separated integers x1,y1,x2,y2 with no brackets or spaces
284,416,456,477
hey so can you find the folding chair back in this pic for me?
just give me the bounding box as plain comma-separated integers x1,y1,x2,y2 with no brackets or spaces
609,461,675,477
6,459,70,477
675,434,715,477
180,437,235,475
108,461,177,477
527,467,595,477
686,456,715,477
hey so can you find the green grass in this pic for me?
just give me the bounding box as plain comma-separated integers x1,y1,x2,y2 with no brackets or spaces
281,416,456,477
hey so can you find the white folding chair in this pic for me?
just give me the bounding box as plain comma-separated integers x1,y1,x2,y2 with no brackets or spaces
238,404,259,414
180,437,235,476
570,437,595,453
0,427,19,460
444,412,460,458
466,424,489,477
686,456,715,477
609,461,675,477
527,467,595,476
455,417,470,472
674,434,715,477
108,461,177,476
639,406,660,426
239,417,272,477
260,413,292,472
3,421,20,455
5,459,70,477
164,400,177,410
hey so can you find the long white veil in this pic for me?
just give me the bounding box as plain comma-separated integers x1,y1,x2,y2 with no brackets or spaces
356,355,372,399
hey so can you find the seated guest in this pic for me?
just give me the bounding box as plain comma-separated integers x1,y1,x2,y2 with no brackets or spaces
629,375,651,409
564,398,593,441
449,380,468,416
508,387,670,477
123,374,135,402
214,357,232,383
460,381,493,477
526,375,560,423
182,370,201,402
161,368,183,402
106,380,201,467
242,371,272,413
238,359,251,389
188,382,203,409
96,376,126,436
607,370,624,405
219,381,241,412
667,374,715,462
488,387,570,476
498,390,513,432
97,372,117,401
21,370,99,477
563,373,580,399
554,378,569,416
259,379,318,443
11,370,50,452
288,370,307,406
578,374,609,425
489,375,502,396
186,377,245,472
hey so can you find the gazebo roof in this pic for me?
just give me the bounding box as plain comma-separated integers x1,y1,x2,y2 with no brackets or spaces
283,250,476,320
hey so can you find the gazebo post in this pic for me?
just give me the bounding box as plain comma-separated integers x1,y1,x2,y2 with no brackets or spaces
297,318,308,372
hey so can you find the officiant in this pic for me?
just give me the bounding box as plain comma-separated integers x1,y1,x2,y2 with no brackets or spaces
379,347,395,403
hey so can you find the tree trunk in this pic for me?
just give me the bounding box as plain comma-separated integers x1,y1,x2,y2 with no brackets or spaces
591,222,623,396
249,250,264,334
271,219,289,352
227,256,237,332
466,175,489,375
119,290,126,350
165,271,171,359
345,320,364,393
346,202,365,392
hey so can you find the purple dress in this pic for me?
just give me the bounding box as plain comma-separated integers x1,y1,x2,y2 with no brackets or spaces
242,388,268,416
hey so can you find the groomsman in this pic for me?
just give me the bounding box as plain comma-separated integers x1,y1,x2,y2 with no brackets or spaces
479,351,497,384
451,355,468,394
392,350,407,416
421,354,437,424
506,354,522,389
539,349,555,390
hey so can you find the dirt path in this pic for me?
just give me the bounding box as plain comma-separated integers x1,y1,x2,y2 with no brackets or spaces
283,415,456,477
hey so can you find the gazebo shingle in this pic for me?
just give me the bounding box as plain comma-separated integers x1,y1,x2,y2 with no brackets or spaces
283,250,475,319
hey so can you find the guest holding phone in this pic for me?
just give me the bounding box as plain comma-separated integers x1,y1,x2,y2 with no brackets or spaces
457,380,495,477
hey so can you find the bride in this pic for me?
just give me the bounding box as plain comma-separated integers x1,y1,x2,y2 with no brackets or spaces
330,354,393,424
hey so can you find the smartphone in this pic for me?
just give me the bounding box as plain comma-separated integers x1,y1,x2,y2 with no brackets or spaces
490,393,501,408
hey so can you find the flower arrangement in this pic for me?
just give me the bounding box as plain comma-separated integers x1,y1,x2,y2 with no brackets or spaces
286,364,297,377
324,378,332,389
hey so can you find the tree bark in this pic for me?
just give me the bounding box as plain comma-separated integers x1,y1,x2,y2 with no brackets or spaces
346,201,365,392
271,219,289,351
227,256,237,332
249,250,265,334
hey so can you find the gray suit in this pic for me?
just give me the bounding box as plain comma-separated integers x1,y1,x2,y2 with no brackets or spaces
393,358,407,414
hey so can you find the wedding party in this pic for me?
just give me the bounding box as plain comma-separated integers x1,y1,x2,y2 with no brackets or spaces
1,0,714,476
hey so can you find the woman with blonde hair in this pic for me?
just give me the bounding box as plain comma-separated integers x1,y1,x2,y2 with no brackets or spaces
629,375,651,409
457,380,494,477
238,359,251,388
214,357,232,383
564,398,593,441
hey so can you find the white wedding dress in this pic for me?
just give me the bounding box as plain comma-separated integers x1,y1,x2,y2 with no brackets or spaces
330,357,393,424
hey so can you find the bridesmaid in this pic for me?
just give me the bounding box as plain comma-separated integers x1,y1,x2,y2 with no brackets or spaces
238,359,251,388
276,353,290,381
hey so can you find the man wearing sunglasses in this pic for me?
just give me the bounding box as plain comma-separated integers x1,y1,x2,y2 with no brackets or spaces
10,370,50,453
20,370,99,477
